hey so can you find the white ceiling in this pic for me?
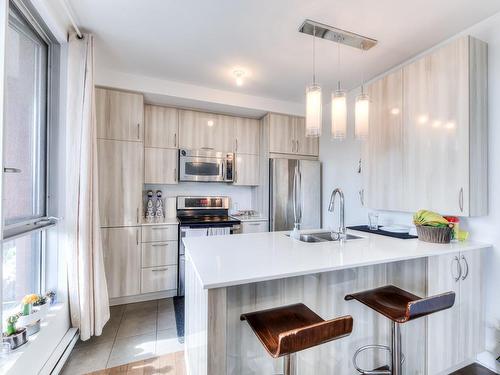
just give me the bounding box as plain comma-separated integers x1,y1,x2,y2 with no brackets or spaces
70,0,500,104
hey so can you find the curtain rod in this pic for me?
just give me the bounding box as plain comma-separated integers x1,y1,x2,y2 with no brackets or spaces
59,0,83,39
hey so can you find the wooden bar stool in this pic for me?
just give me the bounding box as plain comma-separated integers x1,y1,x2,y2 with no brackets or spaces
240,303,353,375
345,285,455,375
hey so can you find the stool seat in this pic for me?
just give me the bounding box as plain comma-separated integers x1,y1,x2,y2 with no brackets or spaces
240,303,353,358
345,284,455,323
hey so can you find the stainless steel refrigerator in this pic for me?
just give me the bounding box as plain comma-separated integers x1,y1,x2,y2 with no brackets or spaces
269,158,321,231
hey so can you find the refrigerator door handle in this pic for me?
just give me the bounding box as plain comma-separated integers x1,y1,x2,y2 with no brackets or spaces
293,164,302,228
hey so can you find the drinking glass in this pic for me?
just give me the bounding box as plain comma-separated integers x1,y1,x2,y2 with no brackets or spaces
368,212,379,230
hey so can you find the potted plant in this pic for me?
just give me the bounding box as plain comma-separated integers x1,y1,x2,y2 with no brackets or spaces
2,313,27,350
21,294,38,316
18,294,44,328
33,294,48,313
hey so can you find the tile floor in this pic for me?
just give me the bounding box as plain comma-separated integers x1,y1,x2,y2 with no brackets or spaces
61,298,183,375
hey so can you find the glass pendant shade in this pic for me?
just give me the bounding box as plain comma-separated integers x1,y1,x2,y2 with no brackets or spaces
331,90,347,139
355,93,370,139
305,84,322,137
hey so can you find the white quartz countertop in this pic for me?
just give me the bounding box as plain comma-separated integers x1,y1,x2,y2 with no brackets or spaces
184,229,491,289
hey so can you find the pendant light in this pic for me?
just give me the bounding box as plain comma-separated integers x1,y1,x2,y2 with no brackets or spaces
331,41,346,139
305,25,322,138
355,47,370,140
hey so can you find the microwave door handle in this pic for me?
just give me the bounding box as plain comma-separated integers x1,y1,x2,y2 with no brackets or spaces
221,161,225,181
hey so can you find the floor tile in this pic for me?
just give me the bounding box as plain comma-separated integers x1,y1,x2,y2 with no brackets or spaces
61,341,113,375
157,310,176,330
76,318,120,348
158,298,174,312
107,333,156,368
116,315,157,339
124,300,158,313
156,328,184,356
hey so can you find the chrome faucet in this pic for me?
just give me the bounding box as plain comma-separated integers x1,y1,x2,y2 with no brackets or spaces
328,188,345,239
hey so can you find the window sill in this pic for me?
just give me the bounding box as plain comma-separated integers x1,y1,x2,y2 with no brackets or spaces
0,303,69,374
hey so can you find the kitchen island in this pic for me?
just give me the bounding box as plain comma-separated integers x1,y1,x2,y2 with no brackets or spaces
183,229,490,375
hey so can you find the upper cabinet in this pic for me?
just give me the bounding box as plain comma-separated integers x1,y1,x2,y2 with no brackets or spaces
235,117,260,154
96,87,144,142
362,36,487,216
178,110,234,152
363,69,404,211
144,105,178,148
267,113,319,157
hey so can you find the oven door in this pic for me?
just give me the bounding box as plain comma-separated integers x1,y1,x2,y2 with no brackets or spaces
179,155,225,182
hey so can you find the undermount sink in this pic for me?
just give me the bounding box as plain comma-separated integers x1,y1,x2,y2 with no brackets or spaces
289,231,364,243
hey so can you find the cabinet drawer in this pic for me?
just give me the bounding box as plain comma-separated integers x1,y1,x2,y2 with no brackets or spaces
142,225,178,242
141,266,177,294
241,221,268,233
142,241,178,267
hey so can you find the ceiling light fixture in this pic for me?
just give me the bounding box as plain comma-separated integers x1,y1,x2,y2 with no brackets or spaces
233,70,245,86
331,39,346,140
305,24,322,138
355,46,370,140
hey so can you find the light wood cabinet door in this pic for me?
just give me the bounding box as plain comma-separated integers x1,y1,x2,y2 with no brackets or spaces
144,105,178,148
269,113,295,154
98,139,143,226
141,241,178,268
403,38,469,216
234,154,259,186
96,88,144,142
294,117,319,156
363,69,404,211
427,253,461,374
241,221,268,233
144,147,178,184
101,226,141,299
178,110,234,152
459,250,485,361
235,117,260,154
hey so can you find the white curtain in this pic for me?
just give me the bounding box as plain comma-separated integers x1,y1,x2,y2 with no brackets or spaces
65,33,109,340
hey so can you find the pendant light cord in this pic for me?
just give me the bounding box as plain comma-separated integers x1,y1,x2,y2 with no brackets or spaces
337,39,341,91
312,25,316,84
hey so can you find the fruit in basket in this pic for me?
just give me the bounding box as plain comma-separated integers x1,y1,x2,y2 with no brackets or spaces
413,210,452,227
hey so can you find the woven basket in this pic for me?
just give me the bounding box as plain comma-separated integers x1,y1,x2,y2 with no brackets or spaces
416,225,452,244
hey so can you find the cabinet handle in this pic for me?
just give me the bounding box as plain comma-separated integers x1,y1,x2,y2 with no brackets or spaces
136,228,139,246
151,227,165,230
137,123,140,139
248,223,261,226
136,208,140,223
235,138,238,152
3,167,22,173
452,255,462,282
152,268,168,272
152,243,168,247
291,139,295,152
460,255,469,280
459,188,464,212
296,140,299,153
359,189,364,206
174,168,177,182
201,147,214,150
174,133,177,148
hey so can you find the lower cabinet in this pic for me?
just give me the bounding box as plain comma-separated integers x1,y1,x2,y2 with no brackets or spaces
234,154,259,186
101,226,141,299
241,220,268,233
141,266,178,294
427,250,484,373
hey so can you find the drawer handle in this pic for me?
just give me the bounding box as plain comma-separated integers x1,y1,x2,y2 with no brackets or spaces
151,227,166,230
248,223,261,226
151,243,169,247
152,268,168,272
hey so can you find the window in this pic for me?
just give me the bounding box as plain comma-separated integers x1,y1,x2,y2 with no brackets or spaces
2,1,51,316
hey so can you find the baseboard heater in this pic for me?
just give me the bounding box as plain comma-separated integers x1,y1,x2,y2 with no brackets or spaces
39,328,79,375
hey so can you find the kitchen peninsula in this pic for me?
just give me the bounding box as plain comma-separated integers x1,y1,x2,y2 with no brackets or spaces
184,229,490,375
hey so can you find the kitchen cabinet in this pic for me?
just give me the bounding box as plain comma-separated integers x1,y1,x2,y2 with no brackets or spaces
234,154,259,186
178,109,234,152
362,36,487,216
144,147,178,184
235,117,260,154
363,69,404,210
241,220,268,233
98,139,144,227
101,226,141,299
144,105,178,148
142,241,178,268
427,250,484,373
268,113,319,156
141,224,178,243
141,266,177,294
96,87,144,142
294,117,319,156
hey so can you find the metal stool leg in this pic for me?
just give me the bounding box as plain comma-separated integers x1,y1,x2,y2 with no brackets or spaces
391,322,402,375
282,353,296,375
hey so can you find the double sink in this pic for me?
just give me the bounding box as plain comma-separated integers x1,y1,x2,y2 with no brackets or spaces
289,231,364,243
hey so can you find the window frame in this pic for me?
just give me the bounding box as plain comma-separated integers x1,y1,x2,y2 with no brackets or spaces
2,0,60,241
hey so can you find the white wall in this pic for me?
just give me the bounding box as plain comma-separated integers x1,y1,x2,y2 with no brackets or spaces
319,12,500,367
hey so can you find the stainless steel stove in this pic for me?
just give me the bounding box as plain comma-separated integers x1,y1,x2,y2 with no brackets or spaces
177,196,241,296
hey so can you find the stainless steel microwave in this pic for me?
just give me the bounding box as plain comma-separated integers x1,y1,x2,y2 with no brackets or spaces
178,149,234,182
